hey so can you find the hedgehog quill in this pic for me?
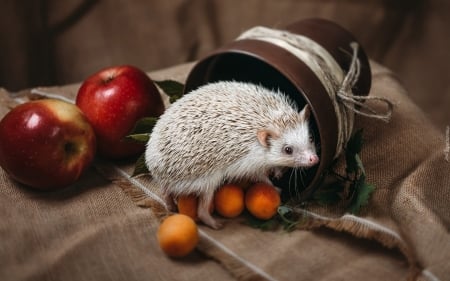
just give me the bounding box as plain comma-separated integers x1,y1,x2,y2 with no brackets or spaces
145,81,319,229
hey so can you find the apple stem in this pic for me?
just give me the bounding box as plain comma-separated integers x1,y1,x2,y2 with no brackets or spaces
104,75,115,84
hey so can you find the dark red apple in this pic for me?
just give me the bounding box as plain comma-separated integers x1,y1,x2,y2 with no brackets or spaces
76,65,164,159
0,99,96,190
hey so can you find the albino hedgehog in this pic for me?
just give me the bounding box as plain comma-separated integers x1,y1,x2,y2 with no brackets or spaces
145,81,319,229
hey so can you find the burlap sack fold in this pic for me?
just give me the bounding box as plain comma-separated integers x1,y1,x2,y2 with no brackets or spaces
0,62,448,281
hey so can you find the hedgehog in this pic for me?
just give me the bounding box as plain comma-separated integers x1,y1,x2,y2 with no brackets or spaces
145,81,319,229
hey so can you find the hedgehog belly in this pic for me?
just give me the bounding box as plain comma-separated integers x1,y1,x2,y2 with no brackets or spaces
156,169,227,197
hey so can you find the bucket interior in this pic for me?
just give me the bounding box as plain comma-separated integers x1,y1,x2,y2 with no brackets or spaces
185,52,321,200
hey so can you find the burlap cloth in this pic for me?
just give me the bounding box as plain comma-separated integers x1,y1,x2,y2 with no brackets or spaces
0,61,448,281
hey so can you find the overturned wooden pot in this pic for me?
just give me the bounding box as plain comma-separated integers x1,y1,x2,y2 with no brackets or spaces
183,18,371,200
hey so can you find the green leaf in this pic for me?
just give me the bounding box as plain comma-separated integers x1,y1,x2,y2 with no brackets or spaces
154,80,185,103
129,117,158,135
132,153,149,177
125,133,150,143
277,205,302,231
313,182,345,205
125,117,157,144
346,154,357,174
347,175,375,214
354,153,366,175
246,214,279,231
277,205,291,218
347,129,364,154
346,129,364,174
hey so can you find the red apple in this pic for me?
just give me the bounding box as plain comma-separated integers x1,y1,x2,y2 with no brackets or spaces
0,99,96,190
76,65,164,159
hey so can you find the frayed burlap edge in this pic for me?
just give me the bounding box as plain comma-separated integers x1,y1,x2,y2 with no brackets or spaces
294,208,421,281
93,160,278,281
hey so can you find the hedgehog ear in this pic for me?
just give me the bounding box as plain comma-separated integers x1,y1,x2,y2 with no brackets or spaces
257,129,280,148
300,104,311,121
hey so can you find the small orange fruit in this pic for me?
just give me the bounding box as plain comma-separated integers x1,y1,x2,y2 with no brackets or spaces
177,195,199,220
245,182,281,220
214,183,245,218
157,214,199,258
177,194,214,221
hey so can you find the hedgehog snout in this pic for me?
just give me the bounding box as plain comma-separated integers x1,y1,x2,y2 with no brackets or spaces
295,152,319,167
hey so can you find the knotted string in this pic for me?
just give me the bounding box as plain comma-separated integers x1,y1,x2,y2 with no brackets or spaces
337,42,393,123
238,26,393,158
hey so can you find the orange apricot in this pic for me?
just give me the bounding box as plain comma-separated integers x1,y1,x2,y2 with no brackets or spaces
214,183,245,218
245,182,281,220
157,214,199,258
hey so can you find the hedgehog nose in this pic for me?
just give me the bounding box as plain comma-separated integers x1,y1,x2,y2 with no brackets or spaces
309,154,319,165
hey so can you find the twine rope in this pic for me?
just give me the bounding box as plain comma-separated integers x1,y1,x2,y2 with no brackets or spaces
337,42,393,122
238,26,393,158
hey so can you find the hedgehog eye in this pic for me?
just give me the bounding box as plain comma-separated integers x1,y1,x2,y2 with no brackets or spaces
309,136,314,143
283,145,293,155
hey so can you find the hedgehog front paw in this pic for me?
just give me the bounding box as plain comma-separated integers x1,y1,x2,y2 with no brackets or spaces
164,193,177,212
198,209,223,230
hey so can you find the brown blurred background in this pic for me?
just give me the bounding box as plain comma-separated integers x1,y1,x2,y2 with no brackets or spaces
1,0,449,128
